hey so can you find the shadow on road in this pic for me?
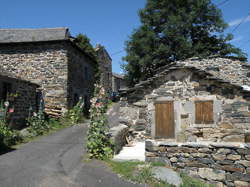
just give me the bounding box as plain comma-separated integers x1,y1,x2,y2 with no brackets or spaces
0,145,16,155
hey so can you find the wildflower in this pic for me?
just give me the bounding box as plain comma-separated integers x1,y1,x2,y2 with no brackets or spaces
100,88,105,96
4,101,9,107
8,108,14,113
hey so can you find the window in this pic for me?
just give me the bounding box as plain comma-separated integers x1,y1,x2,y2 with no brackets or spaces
195,101,214,124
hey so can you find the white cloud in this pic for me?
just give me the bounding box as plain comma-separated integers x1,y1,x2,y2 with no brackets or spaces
229,16,250,27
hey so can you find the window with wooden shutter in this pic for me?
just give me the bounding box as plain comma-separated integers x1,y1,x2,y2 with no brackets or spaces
195,101,214,124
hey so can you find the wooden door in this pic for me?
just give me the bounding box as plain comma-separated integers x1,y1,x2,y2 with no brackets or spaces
155,101,175,138
195,101,213,124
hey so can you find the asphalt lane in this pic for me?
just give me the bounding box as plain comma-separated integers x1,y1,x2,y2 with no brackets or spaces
0,124,143,187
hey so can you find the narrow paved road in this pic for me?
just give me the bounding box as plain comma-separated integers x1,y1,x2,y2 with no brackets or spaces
0,124,143,187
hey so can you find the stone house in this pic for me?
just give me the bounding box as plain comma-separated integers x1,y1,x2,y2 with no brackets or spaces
112,73,127,93
0,70,39,128
120,57,250,186
95,44,112,95
0,28,96,117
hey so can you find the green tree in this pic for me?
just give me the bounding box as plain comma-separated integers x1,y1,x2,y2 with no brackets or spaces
74,34,97,60
123,0,247,86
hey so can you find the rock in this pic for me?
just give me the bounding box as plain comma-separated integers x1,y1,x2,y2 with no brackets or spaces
212,154,226,161
237,149,250,155
110,124,129,154
198,168,225,181
246,168,250,174
215,182,226,187
192,153,207,158
145,140,158,152
234,181,249,187
186,161,209,168
211,142,241,149
226,172,250,182
146,157,171,166
236,160,250,167
170,157,177,163
221,165,245,173
219,122,234,129
133,100,147,107
227,154,241,160
145,152,156,157
134,119,146,131
152,167,183,187
197,158,215,164
245,133,250,143
217,148,232,155
222,135,245,142
198,148,212,153
118,118,130,126
245,155,250,161
119,107,138,122
216,160,234,165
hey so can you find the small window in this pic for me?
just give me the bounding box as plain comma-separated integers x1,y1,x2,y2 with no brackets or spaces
195,101,214,124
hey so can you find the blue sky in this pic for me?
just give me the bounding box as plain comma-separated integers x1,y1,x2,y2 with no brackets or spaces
0,0,249,73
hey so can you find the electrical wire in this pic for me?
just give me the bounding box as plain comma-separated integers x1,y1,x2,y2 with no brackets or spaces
231,13,250,33
216,0,229,7
111,50,125,56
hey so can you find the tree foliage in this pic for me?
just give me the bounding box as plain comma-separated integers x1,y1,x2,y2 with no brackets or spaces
123,0,247,86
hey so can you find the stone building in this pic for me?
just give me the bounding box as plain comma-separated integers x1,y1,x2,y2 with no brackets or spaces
0,70,39,128
95,44,112,95
120,57,250,186
112,73,127,93
0,28,96,117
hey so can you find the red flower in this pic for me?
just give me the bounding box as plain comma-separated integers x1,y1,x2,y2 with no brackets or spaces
8,108,14,113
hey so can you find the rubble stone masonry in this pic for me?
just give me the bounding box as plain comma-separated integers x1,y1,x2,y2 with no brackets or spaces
0,41,95,117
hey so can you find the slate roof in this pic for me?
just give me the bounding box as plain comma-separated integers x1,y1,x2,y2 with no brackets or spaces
121,57,250,97
112,73,124,79
0,27,70,43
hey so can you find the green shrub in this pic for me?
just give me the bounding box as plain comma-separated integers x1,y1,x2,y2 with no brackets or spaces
26,111,49,136
0,122,22,147
66,98,85,124
87,85,113,159
0,101,23,147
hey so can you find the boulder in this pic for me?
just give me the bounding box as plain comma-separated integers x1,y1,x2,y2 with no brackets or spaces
198,168,225,181
152,167,183,187
110,124,129,154
222,135,245,142
234,181,249,187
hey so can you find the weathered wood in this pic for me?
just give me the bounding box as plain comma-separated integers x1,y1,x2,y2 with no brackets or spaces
155,101,175,138
195,101,213,124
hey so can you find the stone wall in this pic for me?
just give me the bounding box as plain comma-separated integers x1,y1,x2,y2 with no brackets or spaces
158,57,250,87
120,67,250,142
67,42,95,111
0,75,38,128
146,140,250,187
95,45,112,95
0,41,95,117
